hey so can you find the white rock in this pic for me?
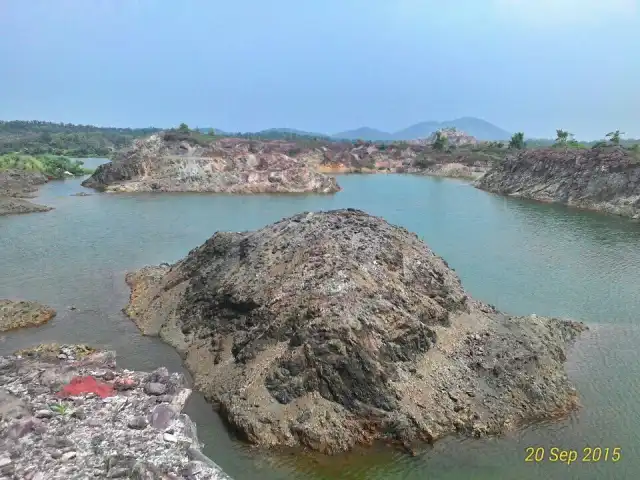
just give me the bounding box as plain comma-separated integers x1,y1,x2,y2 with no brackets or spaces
163,433,178,443
35,409,54,418
61,451,77,461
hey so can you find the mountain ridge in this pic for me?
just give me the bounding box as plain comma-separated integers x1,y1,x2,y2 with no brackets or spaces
333,117,511,141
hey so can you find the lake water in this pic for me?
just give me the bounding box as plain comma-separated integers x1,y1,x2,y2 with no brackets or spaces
1,159,639,479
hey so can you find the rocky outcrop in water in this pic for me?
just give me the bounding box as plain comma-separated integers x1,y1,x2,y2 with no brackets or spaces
0,301,56,332
0,344,231,479
81,131,499,188
476,146,640,218
124,209,586,454
0,170,52,216
81,132,340,194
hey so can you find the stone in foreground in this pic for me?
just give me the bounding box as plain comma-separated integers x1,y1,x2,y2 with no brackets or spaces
0,300,56,332
0,344,231,479
125,208,586,454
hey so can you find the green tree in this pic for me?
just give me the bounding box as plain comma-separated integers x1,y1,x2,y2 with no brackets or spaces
509,132,526,150
554,129,573,145
178,123,190,133
207,129,216,136
606,130,624,145
0,120,161,156
0,153,92,178
432,131,448,151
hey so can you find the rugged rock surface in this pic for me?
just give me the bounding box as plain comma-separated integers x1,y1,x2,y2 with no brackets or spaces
476,146,640,218
301,141,493,176
0,170,52,216
124,209,586,454
412,128,479,147
82,131,501,189
0,344,231,479
0,301,56,332
420,163,488,180
81,132,340,194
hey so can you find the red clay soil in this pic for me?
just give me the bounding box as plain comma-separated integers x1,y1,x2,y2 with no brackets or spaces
58,375,115,398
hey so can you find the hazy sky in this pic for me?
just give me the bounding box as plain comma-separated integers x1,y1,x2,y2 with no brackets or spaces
1,0,638,139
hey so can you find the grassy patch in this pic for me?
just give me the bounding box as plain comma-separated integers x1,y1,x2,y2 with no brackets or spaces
0,153,93,178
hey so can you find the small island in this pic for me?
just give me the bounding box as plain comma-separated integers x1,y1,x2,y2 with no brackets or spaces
0,300,56,332
82,128,341,194
124,209,586,454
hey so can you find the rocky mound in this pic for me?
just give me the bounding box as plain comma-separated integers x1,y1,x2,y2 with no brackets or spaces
0,344,231,479
124,209,586,454
0,300,56,332
476,146,640,218
411,128,479,147
300,140,492,175
81,132,340,194
0,170,52,216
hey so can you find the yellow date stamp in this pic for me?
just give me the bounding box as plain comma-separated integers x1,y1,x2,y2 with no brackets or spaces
525,446,622,465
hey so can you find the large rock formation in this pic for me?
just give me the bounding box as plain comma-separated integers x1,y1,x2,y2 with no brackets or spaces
0,170,52,216
81,132,340,194
0,300,56,332
476,146,640,218
124,209,586,454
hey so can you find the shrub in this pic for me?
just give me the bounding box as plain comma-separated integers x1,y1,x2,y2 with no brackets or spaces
0,153,92,178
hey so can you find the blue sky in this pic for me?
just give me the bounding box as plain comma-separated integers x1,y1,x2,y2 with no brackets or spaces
1,0,638,139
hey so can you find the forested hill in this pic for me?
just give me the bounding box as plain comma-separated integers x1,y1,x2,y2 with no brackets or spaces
0,120,161,157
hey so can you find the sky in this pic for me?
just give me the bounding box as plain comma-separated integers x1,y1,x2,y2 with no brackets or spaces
1,0,638,139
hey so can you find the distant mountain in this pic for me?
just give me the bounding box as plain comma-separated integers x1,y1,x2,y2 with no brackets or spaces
197,127,330,140
255,128,327,137
331,127,395,142
333,117,511,142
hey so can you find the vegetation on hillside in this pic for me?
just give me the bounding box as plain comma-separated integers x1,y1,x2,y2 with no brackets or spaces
0,120,160,157
2,120,639,166
0,153,92,178
432,131,448,151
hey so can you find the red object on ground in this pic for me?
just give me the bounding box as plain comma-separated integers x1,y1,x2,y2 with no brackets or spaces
58,375,115,398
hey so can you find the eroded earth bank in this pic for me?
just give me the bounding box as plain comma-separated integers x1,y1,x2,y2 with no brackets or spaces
477,146,640,218
125,208,587,454
0,170,52,216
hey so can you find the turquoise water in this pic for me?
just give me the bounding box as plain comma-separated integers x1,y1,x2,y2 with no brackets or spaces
1,162,639,479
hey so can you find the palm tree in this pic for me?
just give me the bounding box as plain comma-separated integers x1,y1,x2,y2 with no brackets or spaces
606,130,624,145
